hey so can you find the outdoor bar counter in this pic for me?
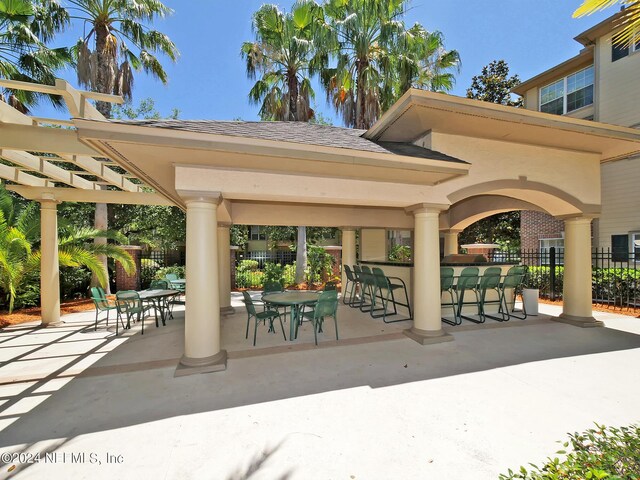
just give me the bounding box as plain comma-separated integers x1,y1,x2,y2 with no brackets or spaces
359,260,519,317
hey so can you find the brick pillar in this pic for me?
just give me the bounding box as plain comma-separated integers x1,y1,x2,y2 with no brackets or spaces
323,246,342,278
116,245,142,291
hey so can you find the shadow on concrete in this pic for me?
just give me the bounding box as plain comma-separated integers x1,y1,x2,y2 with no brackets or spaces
1,318,640,449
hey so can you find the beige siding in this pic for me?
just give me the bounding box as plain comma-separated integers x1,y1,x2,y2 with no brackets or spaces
598,156,640,248
595,32,640,127
524,88,539,111
360,228,387,261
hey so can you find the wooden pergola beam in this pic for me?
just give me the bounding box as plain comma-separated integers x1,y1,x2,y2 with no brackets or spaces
7,186,176,206
0,163,54,187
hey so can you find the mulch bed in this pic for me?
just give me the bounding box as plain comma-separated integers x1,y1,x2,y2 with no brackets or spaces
0,298,97,328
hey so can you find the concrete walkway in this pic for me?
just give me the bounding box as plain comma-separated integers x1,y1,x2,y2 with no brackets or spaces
0,298,638,479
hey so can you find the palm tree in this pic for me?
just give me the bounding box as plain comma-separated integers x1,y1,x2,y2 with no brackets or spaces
573,0,640,47
319,0,407,129
63,0,179,118
242,1,324,283
241,0,323,121
0,188,135,314
0,0,70,111
320,0,459,129
389,24,460,110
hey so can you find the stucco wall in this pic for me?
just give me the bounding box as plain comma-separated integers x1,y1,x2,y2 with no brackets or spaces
599,156,640,248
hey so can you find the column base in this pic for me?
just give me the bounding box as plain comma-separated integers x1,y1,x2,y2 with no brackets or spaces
220,306,235,316
552,313,604,328
403,327,454,345
175,349,227,377
41,320,65,327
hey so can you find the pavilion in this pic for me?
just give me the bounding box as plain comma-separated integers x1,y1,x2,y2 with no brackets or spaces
1,79,639,375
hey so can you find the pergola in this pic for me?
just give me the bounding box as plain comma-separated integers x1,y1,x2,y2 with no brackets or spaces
2,79,640,376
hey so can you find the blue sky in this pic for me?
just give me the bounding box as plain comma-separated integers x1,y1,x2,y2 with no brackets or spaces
33,1,612,124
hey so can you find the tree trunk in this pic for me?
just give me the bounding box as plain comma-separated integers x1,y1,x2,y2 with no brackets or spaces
288,72,299,121
90,23,117,290
295,226,307,284
355,58,367,129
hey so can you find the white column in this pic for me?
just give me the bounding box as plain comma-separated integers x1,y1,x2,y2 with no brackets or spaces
341,228,357,288
217,223,234,316
40,195,62,326
554,216,603,327
443,229,461,256
177,196,227,375
404,204,453,344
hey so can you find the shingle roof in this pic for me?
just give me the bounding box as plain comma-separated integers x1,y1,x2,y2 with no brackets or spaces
114,119,468,164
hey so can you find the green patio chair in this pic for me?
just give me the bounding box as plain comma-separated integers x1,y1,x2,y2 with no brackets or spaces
242,291,286,346
476,267,503,323
262,280,286,315
440,267,457,326
115,290,154,335
342,265,359,307
454,267,481,325
90,286,117,331
481,266,528,322
165,273,185,293
370,267,413,322
300,290,339,345
358,266,379,314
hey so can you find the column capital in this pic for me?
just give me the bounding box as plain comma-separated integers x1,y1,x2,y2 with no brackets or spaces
441,228,463,234
39,193,60,206
178,190,222,205
405,203,449,215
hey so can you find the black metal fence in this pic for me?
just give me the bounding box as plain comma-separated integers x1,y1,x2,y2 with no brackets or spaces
236,250,296,269
140,249,186,288
497,248,639,309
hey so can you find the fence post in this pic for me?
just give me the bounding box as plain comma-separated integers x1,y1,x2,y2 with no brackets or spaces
549,246,556,301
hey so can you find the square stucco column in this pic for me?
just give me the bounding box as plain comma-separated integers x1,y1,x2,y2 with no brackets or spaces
176,195,227,376
40,195,62,326
553,216,603,328
341,228,357,288
217,223,235,316
403,204,453,345
442,229,461,256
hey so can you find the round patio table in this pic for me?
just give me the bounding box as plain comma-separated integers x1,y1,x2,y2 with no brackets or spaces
262,291,321,341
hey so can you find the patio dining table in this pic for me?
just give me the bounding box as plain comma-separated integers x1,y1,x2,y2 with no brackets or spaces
137,289,179,326
262,291,321,341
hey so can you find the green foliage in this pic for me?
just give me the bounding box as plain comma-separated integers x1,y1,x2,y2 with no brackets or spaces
500,423,640,479
13,276,39,310
283,262,297,286
60,266,92,300
466,60,522,107
110,204,186,250
524,266,564,298
388,244,412,262
459,212,520,251
141,258,160,288
235,260,263,288
112,98,180,120
306,245,333,283
263,262,285,287
231,225,249,248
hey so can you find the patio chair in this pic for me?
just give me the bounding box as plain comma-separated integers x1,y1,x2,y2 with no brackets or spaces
242,291,286,346
165,273,186,293
453,267,481,325
262,280,286,315
370,267,413,322
90,287,117,331
342,265,359,306
475,267,503,323
115,290,154,335
484,266,528,321
358,266,381,314
299,290,339,345
440,267,457,326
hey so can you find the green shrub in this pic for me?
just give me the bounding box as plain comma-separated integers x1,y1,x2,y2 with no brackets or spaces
263,262,285,287
237,260,259,272
306,246,334,284
524,266,564,298
236,269,263,289
154,265,186,280
60,267,92,299
141,259,160,288
283,263,296,287
500,423,640,479
389,244,412,262
12,278,40,310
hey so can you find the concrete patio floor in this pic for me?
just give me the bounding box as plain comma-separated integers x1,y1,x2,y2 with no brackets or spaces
0,294,638,479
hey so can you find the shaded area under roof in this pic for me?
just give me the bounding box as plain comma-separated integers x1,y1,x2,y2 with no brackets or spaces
113,119,468,165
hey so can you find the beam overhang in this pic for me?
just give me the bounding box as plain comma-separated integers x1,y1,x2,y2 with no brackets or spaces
7,186,175,206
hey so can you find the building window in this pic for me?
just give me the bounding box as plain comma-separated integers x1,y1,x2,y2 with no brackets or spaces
540,66,594,115
611,234,629,262
539,238,564,265
630,232,640,259
250,226,266,241
612,32,640,62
